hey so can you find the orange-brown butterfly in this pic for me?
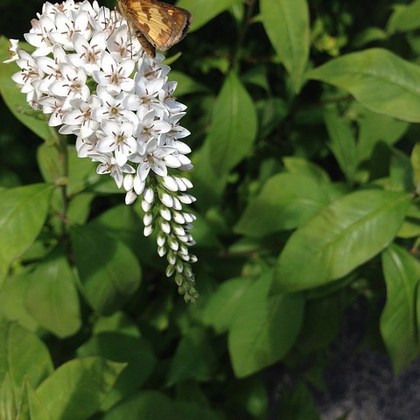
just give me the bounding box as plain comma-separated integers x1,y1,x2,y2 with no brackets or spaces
117,0,192,58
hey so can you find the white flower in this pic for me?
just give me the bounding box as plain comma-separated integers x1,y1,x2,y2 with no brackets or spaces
92,153,135,188
135,108,171,148
49,63,90,109
24,15,56,57
92,52,135,94
3,39,20,63
49,10,91,50
92,86,137,124
66,32,107,75
107,24,141,60
61,96,101,137
96,120,137,166
136,138,177,180
7,0,198,301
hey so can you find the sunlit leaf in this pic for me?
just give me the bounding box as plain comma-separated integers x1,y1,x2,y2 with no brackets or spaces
36,357,126,420
206,72,257,176
177,0,242,32
380,244,420,373
0,322,53,395
272,189,411,293
309,48,420,122
260,0,310,93
228,272,304,378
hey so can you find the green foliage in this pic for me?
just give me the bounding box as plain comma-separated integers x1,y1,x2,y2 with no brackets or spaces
2,0,420,418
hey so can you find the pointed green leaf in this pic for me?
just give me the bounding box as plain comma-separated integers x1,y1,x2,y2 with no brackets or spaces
0,184,53,285
324,108,357,182
380,244,420,373
203,277,253,333
283,157,331,184
260,0,310,93
168,71,210,96
0,374,16,420
17,379,53,420
77,333,156,410
71,224,141,315
272,190,411,293
207,72,257,176
177,0,241,32
0,272,39,331
234,173,335,236
36,357,126,420
167,328,216,385
0,322,53,393
103,391,176,420
228,272,304,378
308,48,420,122
25,248,81,338
387,0,420,34
356,107,408,163
104,390,220,420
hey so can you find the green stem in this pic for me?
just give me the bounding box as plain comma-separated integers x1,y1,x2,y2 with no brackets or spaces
55,132,69,237
231,0,256,71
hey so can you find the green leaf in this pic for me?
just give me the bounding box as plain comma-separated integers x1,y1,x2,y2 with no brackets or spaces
36,357,125,420
228,272,304,378
324,108,357,182
0,322,53,394
387,0,420,34
411,142,420,192
66,193,95,226
167,328,216,385
177,0,242,32
103,391,176,420
203,277,253,334
191,142,230,207
353,27,388,48
398,204,420,238
90,204,154,265
17,379,53,420
297,293,343,352
104,390,220,420
356,106,409,163
25,247,81,338
389,148,413,192
380,244,420,373
260,0,310,93
174,401,221,420
206,72,257,176
67,147,104,195
308,48,420,122
0,37,54,142
283,157,331,184
71,224,141,315
0,184,53,286
93,312,141,338
0,374,16,420
234,173,335,236
77,333,156,410
272,189,412,293
37,144,63,185
0,272,38,331
276,382,320,420
168,71,209,96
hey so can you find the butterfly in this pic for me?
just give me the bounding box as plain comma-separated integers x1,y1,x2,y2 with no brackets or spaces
117,0,192,58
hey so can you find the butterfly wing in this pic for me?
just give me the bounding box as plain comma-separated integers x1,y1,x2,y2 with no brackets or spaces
120,0,192,53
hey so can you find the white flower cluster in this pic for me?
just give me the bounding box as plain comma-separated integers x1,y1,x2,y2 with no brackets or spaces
6,0,198,302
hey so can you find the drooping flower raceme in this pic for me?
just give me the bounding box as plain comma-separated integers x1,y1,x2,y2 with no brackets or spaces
5,0,198,303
